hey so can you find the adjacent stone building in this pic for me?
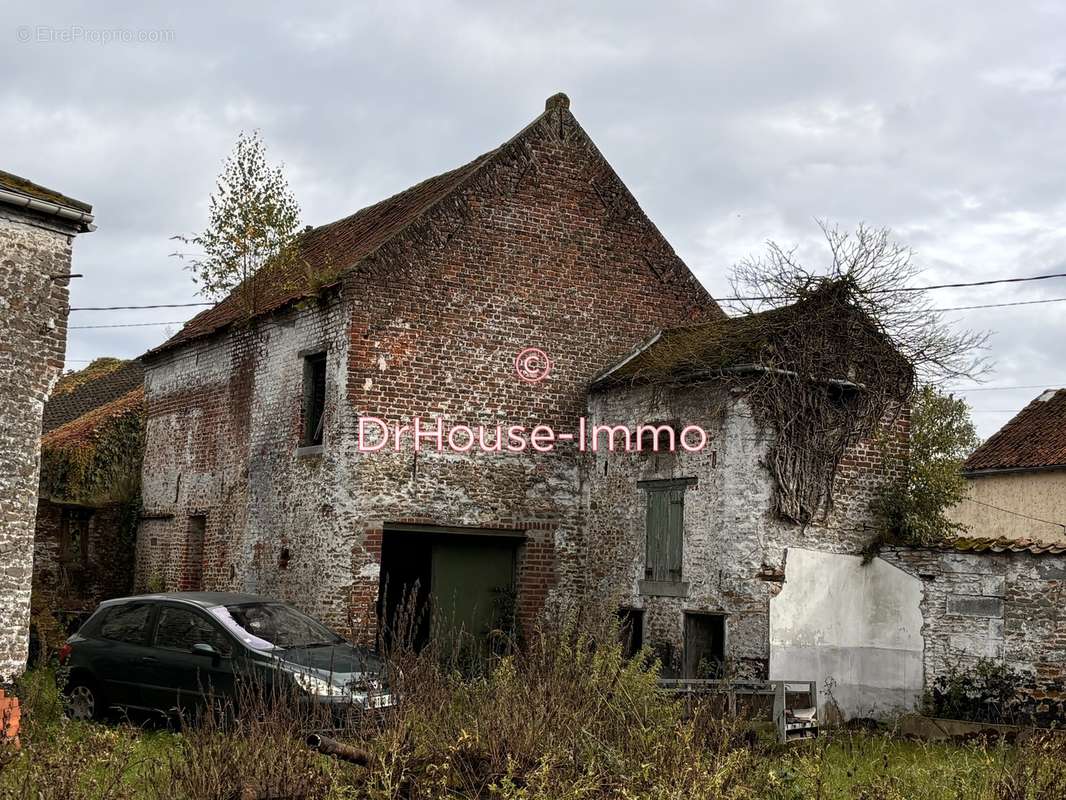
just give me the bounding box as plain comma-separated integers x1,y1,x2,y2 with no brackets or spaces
948,388,1066,543
585,296,911,687
0,170,93,682
880,539,1066,723
32,358,144,633
136,94,718,644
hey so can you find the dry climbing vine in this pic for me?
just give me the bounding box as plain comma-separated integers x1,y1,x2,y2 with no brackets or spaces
609,224,987,524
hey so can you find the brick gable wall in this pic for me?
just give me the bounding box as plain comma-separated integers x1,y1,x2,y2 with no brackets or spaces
340,110,718,634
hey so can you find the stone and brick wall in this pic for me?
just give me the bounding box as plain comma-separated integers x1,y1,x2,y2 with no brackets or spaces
139,106,716,638
881,545,1066,719
0,206,77,681
585,381,908,679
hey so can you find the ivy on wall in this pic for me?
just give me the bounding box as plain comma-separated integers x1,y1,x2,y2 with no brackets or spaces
39,387,145,506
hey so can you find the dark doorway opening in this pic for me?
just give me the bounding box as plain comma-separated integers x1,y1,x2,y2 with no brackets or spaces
683,612,726,678
618,607,644,659
182,515,206,591
378,534,433,651
377,528,519,656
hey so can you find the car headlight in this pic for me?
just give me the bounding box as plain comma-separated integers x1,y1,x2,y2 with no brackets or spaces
292,671,347,698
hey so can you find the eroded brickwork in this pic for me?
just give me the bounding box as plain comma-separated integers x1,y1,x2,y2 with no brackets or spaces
31,499,134,613
139,105,716,638
585,381,908,678
0,207,76,681
881,546,1066,719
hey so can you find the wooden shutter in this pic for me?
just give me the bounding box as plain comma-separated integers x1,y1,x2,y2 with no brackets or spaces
645,486,685,582
666,488,684,582
645,489,667,580
643,482,686,584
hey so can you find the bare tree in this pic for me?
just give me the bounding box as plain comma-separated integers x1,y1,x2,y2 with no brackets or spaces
729,221,990,385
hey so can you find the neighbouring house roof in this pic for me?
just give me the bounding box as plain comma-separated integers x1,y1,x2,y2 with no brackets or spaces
42,384,144,453
148,93,717,359
963,388,1066,473
43,359,145,434
39,362,146,505
0,168,94,231
948,535,1066,556
592,287,909,390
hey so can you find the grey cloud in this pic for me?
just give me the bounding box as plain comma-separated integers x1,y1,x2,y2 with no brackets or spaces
3,0,1065,436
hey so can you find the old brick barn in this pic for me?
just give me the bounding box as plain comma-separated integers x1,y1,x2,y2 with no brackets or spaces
136,93,718,646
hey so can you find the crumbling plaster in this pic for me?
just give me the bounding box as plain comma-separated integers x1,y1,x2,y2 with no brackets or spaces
585,380,906,679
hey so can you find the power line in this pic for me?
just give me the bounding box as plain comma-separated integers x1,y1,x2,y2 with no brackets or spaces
947,382,1064,392
883,272,1066,293
68,320,186,330
67,270,1066,311
933,297,1066,313
716,270,1066,302
962,496,1066,532
69,302,213,311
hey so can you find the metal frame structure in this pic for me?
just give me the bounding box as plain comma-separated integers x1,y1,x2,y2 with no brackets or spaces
658,678,819,744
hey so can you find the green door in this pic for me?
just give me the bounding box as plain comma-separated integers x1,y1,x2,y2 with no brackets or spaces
430,539,516,652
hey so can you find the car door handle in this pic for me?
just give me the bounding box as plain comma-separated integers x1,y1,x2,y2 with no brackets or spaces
140,656,159,663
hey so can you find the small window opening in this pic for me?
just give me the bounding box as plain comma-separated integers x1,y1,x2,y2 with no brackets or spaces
279,547,291,570
60,507,92,566
302,352,327,447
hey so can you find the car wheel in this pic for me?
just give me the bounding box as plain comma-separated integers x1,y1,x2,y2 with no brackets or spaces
64,679,104,722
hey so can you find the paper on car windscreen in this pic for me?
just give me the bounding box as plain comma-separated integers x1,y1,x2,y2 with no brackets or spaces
209,606,276,650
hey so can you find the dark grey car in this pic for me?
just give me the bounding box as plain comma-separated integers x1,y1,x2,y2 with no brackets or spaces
59,592,392,721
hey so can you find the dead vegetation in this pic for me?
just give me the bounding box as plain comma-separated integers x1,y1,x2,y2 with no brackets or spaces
3,607,1065,799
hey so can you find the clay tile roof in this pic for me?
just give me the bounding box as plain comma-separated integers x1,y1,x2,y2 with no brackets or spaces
948,535,1066,556
150,140,505,356
0,168,91,212
963,388,1066,472
41,385,144,452
43,359,145,434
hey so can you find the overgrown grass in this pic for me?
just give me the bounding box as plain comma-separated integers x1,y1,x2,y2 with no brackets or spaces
2,610,1064,799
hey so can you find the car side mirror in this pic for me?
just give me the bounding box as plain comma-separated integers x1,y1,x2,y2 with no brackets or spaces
191,642,218,658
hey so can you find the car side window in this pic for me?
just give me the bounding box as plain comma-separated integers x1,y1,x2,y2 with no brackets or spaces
154,607,232,656
99,604,152,644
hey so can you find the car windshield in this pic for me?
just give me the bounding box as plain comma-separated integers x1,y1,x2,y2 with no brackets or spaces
209,602,344,650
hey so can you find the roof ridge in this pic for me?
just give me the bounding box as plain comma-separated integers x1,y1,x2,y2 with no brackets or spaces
41,385,144,450
43,359,145,434
148,104,558,358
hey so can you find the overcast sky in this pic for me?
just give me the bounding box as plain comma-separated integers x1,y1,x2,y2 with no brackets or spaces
5,1,1065,437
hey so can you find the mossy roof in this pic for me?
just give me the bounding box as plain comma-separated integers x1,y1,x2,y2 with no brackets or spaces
592,289,906,389
0,168,92,212
43,359,145,434
42,386,144,452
